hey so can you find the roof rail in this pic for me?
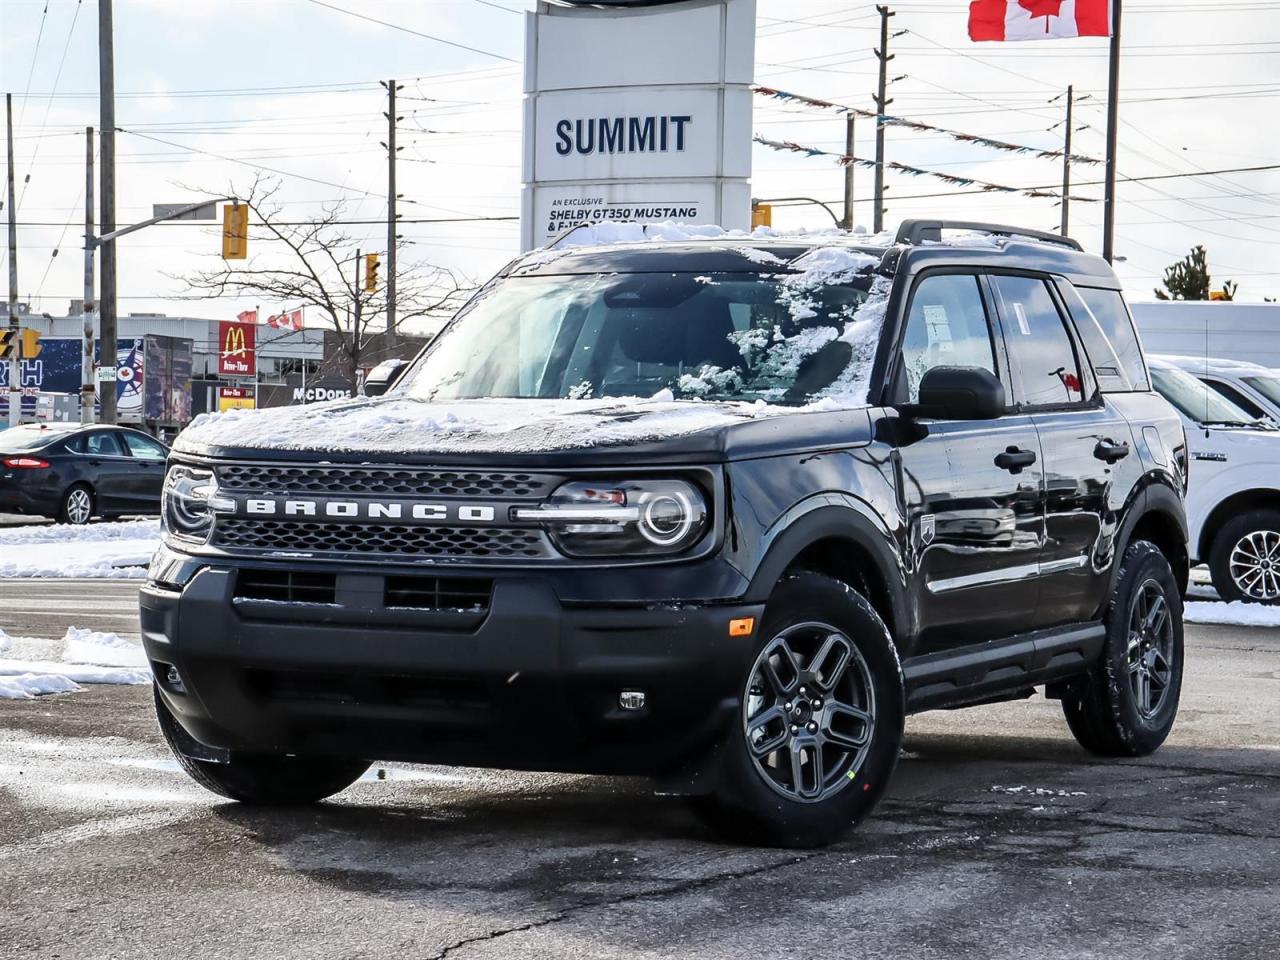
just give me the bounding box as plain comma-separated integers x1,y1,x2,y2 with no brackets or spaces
894,219,1083,251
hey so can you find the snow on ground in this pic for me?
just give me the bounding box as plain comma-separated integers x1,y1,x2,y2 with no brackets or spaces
1184,601,1280,627
0,626,150,699
0,519,159,578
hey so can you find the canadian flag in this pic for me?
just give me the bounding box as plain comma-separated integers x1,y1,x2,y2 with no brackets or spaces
236,309,257,324
969,0,1111,41
265,307,304,331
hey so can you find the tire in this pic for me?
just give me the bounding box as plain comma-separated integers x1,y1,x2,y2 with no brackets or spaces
1063,541,1184,757
1208,508,1280,605
698,573,905,848
58,484,94,525
154,686,368,805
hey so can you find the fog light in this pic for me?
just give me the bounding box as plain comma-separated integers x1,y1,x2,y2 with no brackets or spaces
618,690,646,711
155,661,186,694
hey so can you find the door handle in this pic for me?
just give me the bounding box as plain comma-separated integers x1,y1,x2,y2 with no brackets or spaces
1094,439,1131,464
994,446,1037,474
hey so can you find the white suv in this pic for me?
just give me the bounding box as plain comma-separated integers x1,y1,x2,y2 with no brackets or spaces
1148,357,1280,604
1157,354,1280,426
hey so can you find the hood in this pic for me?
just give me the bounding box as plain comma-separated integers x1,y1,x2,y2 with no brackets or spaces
171,394,875,466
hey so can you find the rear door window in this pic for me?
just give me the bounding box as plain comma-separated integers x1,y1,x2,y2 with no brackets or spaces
84,431,125,457
991,275,1086,408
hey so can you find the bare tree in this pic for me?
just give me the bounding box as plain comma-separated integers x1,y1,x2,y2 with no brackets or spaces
174,176,473,385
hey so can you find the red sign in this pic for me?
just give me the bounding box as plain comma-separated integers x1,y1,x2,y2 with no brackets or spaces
218,320,256,376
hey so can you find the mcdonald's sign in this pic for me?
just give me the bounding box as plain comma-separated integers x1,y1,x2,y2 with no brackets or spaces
218,320,257,376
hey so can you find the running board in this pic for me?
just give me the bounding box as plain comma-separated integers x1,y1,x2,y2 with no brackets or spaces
902,623,1105,714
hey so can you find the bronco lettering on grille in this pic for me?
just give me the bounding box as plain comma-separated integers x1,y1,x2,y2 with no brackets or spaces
239,497,498,523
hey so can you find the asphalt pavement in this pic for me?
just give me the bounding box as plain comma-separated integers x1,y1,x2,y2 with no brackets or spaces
0,587,1277,959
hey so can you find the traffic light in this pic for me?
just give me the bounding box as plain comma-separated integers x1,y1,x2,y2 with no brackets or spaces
19,328,40,359
0,329,39,360
751,202,772,229
222,202,249,260
364,253,380,293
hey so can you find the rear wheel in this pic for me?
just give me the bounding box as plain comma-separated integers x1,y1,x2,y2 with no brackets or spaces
698,573,905,848
154,686,368,804
1208,509,1280,605
1063,541,1183,757
58,484,93,525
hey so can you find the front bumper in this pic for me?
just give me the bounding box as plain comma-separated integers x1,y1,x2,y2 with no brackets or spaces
140,562,764,777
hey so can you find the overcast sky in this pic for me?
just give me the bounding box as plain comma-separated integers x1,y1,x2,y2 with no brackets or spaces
2,0,1278,332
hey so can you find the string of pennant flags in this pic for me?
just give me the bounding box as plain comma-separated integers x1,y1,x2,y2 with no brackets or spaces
751,135,1100,203
753,85,1101,166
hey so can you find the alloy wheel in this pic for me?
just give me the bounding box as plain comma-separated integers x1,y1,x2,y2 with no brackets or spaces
1228,529,1280,601
742,621,876,803
65,488,92,525
1126,579,1175,719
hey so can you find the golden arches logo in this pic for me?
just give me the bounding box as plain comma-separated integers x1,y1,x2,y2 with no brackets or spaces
224,324,248,358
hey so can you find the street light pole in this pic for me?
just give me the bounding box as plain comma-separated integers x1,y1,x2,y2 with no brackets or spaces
99,0,119,424
82,127,96,424
6,94,20,427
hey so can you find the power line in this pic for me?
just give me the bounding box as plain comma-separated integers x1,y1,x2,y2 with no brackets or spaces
16,0,83,212
302,0,518,62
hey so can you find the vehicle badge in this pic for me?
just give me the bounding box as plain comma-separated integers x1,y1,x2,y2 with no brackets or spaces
920,514,936,546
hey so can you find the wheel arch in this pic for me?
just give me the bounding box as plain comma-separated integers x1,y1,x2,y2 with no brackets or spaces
1114,483,1190,599
1196,488,1280,564
744,497,907,649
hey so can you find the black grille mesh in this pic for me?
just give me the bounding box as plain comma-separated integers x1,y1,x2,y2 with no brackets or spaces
213,519,549,559
215,464,555,499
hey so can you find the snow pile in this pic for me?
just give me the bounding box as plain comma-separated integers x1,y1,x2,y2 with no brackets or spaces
0,519,160,578
1184,601,1280,627
175,394,786,456
0,626,150,699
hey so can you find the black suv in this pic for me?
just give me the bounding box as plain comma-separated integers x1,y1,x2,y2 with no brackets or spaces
142,219,1189,847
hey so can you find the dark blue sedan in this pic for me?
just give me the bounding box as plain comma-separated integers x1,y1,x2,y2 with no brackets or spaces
0,423,168,525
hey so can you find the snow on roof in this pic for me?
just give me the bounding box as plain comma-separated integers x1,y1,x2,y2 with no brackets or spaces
1153,354,1277,375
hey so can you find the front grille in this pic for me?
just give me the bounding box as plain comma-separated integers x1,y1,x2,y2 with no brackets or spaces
385,575,491,612
216,464,556,499
236,569,337,604
213,518,550,560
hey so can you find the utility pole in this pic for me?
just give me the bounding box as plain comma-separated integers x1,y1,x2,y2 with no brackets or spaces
352,247,362,388
6,93,19,427
383,79,401,349
1060,85,1074,238
82,127,95,424
1102,0,1123,263
872,5,895,234
841,113,855,231
99,0,119,423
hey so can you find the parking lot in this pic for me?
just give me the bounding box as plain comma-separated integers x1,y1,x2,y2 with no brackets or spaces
1,580,1276,960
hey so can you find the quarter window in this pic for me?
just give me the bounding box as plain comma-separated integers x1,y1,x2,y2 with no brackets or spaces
992,275,1085,407
899,274,997,403
1070,286,1149,391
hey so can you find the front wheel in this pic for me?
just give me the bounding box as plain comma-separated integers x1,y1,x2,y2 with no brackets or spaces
154,686,368,804
1208,509,1280,605
698,573,905,848
1063,541,1184,757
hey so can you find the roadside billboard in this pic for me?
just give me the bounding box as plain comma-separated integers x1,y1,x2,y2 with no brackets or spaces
218,320,256,376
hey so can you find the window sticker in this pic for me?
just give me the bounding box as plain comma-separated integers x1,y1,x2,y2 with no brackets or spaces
1012,301,1032,336
922,304,953,352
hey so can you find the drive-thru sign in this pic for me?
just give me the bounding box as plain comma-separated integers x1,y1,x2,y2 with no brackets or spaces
520,0,756,249
218,320,256,377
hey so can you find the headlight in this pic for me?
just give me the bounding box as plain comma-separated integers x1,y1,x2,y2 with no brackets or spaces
161,465,230,543
516,479,709,558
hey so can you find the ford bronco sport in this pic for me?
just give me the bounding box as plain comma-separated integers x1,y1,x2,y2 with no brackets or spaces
143,219,1189,847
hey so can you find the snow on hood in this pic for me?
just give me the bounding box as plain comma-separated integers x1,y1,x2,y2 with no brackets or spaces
174,394,796,456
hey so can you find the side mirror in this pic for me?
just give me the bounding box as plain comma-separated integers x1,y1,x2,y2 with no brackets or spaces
363,359,409,397
909,366,1005,420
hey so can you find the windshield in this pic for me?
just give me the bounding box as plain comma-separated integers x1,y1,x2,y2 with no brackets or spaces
1243,375,1280,410
401,271,876,405
1150,366,1260,426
